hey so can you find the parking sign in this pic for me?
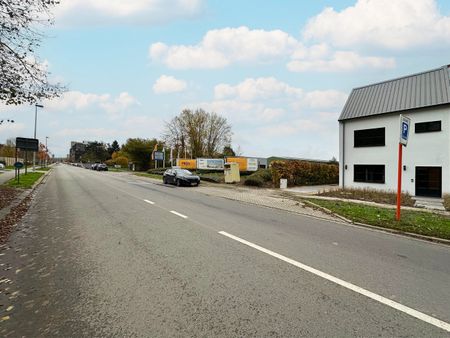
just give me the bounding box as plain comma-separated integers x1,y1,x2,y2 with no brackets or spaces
399,115,411,146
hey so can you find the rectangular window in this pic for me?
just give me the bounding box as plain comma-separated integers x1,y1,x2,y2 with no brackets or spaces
415,121,441,133
354,128,385,147
354,165,385,184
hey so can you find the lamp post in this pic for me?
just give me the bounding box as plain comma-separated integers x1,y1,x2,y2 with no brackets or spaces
33,104,43,171
45,136,49,167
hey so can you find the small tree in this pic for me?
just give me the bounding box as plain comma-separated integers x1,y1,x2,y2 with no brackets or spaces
163,109,232,158
121,138,158,171
107,140,120,157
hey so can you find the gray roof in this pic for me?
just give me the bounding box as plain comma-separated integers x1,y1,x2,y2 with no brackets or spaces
339,65,450,121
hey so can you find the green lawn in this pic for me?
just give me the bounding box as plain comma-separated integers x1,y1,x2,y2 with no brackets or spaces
37,167,52,171
5,172,44,189
305,198,450,240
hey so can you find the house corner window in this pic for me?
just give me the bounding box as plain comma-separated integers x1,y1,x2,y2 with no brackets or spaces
354,127,385,147
354,165,385,184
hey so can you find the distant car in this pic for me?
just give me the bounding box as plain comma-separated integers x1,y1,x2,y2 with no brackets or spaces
0,163,5,169
96,164,108,171
163,168,200,187
91,163,99,170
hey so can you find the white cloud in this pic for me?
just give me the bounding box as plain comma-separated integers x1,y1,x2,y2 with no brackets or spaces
303,0,450,49
288,49,395,72
213,77,346,110
54,0,204,26
153,75,187,94
43,91,138,116
149,26,299,69
214,77,302,101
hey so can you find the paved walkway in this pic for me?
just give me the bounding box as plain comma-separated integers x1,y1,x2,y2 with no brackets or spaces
0,170,15,185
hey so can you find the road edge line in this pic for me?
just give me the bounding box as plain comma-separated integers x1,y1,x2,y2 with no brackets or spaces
218,230,450,333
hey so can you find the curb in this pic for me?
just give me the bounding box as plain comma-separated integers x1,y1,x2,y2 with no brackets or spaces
302,199,450,246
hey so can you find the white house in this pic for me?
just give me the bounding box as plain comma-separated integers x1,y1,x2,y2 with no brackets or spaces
339,65,450,198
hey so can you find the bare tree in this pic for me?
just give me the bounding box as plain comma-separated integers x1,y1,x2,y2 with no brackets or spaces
163,109,232,158
0,0,63,105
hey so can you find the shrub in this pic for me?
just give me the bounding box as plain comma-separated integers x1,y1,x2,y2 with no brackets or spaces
444,194,450,211
147,168,166,175
244,176,264,187
244,169,272,187
115,156,129,168
270,160,338,187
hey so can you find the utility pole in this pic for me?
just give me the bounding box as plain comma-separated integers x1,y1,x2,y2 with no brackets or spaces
33,104,43,171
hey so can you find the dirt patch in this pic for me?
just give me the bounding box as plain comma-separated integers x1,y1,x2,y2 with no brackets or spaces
0,187,21,210
0,193,33,244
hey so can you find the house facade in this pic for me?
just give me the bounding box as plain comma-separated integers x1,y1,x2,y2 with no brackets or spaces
339,65,450,198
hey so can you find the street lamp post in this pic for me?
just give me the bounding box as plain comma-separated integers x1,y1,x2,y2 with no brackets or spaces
45,136,49,168
33,104,43,171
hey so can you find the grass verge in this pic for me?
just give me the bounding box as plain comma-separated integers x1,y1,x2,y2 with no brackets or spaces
134,172,162,180
5,172,44,189
318,187,415,207
37,167,52,171
305,198,450,240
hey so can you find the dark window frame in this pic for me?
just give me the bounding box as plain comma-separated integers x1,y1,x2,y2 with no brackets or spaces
354,127,385,147
354,164,385,184
415,120,441,133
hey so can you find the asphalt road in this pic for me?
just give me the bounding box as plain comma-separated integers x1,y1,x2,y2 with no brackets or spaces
1,164,450,337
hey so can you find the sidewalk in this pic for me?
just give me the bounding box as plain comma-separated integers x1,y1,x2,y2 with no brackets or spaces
0,170,15,185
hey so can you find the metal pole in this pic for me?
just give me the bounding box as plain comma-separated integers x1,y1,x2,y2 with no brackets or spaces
33,104,37,171
396,143,403,221
45,136,48,168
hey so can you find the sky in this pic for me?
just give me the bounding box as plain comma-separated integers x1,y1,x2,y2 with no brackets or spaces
1,0,450,159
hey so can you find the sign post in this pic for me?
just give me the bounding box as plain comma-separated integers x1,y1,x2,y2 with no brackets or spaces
396,115,410,221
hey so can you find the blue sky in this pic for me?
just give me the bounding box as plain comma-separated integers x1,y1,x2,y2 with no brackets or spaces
1,0,450,159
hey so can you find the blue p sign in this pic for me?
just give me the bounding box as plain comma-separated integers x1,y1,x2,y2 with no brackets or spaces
402,122,409,139
400,115,410,146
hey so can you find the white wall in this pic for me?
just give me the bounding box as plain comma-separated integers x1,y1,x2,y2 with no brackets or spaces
340,106,450,195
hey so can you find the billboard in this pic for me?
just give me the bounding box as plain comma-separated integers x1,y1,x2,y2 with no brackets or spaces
197,158,224,170
153,151,164,161
16,137,39,152
176,158,197,169
225,157,259,172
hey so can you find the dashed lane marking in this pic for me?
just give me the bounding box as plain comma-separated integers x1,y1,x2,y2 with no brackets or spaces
170,211,188,219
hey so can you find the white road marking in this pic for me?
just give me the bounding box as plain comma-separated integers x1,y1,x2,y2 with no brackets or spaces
218,231,450,333
170,211,188,219
144,199,155,205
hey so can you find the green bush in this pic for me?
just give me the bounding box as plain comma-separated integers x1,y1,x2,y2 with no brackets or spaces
244,176,264,187
243,169,272,187
270,160,338,187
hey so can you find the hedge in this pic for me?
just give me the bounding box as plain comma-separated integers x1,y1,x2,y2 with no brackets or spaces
270,160,338,187
244,169,273,187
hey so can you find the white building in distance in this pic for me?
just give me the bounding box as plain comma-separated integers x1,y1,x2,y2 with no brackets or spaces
339,65,450,198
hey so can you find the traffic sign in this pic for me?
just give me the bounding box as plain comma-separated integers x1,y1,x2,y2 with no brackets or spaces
399,115,411,146
14,162,24,169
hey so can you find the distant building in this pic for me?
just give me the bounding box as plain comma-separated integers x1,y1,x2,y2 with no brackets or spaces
339,65,450,198
69,141,88,162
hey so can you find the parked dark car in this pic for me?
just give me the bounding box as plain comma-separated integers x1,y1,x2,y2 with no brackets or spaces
163,169,200,186
96,164,108,171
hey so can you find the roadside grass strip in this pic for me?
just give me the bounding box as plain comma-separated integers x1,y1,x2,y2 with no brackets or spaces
219,231,450,333
5,172,44,189
305,198,450,240
134,173,163,180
